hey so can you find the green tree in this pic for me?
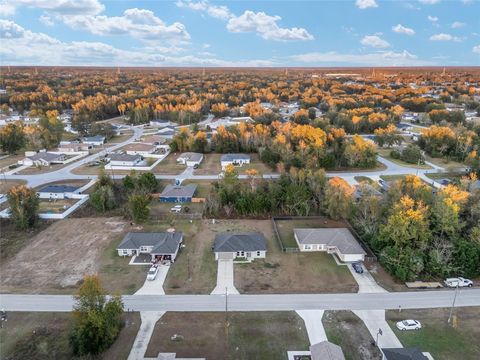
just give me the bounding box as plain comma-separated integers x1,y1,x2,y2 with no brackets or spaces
127,193,150,223
7,185,39,229
137,172,158,193
90,169,116,212
69,275,124,356
0,121,25,154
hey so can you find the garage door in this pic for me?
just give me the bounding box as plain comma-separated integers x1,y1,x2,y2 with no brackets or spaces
217,252,234,260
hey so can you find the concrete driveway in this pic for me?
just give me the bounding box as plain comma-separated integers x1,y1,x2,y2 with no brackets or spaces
296,310,327,345
353,310,403,349
135,265,170,295
211,259,239,295
128,311,165,360
347,264,387,293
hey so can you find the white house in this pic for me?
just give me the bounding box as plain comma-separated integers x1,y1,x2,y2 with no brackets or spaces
116,232,183,263
124,143,156,156
58,142,90,153
294,228,366,262
220,153,250,169
213,232,267,261
82,135,105,146
20,152,66,167
37,184,80,199
155,126,177,139
177,152,203,167
107,153,143,167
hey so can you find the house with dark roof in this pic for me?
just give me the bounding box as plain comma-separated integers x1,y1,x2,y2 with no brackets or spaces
107,153,144,167
213,232,267,261
159,184,197,202
294,228,366,262
310,341,345,360
37,184,80,199
21,152,66,167
382,347,429,360
220,153,251,169
116,232,183,262
177,152,204,167
82,135,106,146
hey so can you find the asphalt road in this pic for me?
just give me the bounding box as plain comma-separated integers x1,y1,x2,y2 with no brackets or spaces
2,289,479,312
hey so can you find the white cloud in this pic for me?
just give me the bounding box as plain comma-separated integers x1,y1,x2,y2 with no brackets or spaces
291,50,431,66
60,8,190,43
419,0,440,4
428,15,438,22
451,21,465,28
355,0,378,9
226,10,314,41
175,0,232,20
177,1,313,41
360,35,390,48
2,0,104,16
392,24,415,35
39,14,54,26
0,1,15,17
430,33,462,41
473,45,480,54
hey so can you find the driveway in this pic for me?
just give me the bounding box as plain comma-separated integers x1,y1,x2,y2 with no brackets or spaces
353,310,403,348
347,264,387,293
135,265,170,295
296,310,327,345
128,311,165,360
211,259,239,295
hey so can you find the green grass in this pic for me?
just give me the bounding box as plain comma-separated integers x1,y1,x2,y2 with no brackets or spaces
377,148,432,169
387,307,480,360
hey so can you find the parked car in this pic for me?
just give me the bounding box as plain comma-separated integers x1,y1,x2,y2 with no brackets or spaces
170,204,182,213
193,163,199,169
352,262,364,274
444,277,473,288
396,319,422,331
146,266,159,281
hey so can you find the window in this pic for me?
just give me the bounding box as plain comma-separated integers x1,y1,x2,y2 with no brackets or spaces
236,251,240,257
240,251,245,257
140,246,148,252
256,251,261,256
304,245,312,250
122,249,128,255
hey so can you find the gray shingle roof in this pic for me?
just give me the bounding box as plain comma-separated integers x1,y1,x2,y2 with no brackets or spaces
294,228,366,255
160,184,197,198
108,153,142,162
117,232,183,254
310,341,345,360
178,152,203,162
214,232,266,252
382,348,428,360
28,152,63,162
38,185,79,193
221,153,251,162
83,135,105,142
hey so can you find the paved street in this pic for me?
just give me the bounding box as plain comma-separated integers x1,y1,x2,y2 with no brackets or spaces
2,289,479,312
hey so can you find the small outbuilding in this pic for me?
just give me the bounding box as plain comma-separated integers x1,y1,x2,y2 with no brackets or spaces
213,232,267,261
159,184,197,202
294,228,366,262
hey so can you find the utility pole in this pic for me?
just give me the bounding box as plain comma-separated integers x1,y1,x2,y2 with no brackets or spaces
225,286,229,356
448,282,460,324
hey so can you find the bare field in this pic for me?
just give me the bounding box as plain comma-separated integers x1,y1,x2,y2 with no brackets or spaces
0,179,26,193
0,217,129,293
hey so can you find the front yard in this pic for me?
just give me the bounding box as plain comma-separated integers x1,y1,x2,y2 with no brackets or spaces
194,153,275,175
145,312,309,360
152,153,185,175
386,307,480,360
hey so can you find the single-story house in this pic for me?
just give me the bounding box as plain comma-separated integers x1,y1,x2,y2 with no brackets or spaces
382,348,429,360
220,153,251,169
116,232,183,262
177,152,203,167
37,184,80,199
21,152,66,167
159,184,197,202
156,126,177,138
82,135,105,146
310,341,345,360
141,134,166,146
124,143,156,156
149,120,178,128
294,228,366,262
107,153,143,167
57,142,90,152
213,232,267,261
354,184,382,200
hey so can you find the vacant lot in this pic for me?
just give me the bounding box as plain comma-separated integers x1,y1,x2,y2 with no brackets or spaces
38,198,78,213
387,307,480,360
0,179,26,193
0,217,135,294
275,217,348,248
378,148,432,169
0,312,140,360
0,154,24,171
234,219,358,294
323,311,382,360
182,179,213,198
424,154,465,171
145,312,309,360
152,153,185,175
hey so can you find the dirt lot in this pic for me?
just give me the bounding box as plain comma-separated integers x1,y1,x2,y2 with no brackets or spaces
323,311,382,360
152,153,185,175
222,219,358,294
387,307,480,360
0,154,24,171
0,217,131,293
0,312,140,360
0,179,26,193
145,312,309,360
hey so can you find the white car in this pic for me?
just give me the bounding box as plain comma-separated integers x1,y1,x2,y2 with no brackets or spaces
444,277,473,288
146,266,159,281
170,204,182,213
396,319,422,331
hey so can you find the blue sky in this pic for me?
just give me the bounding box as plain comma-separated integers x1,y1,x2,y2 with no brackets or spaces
0,0,479,66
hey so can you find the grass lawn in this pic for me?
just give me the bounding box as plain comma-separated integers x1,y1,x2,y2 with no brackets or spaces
424,154,465,171
378,148,432,169
367,262,408,292
142,219,217,294
38,198,78,214
234,219,358,294
274,217,347,249
108,131,134,143
380,174,407,182
0,312,140,360
425,171,466,181
145,312,309,360
152,153,185,175
238,153,276,174
323,311,382,360
194,153,222,175
386,307,480,360
181,179,214,198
